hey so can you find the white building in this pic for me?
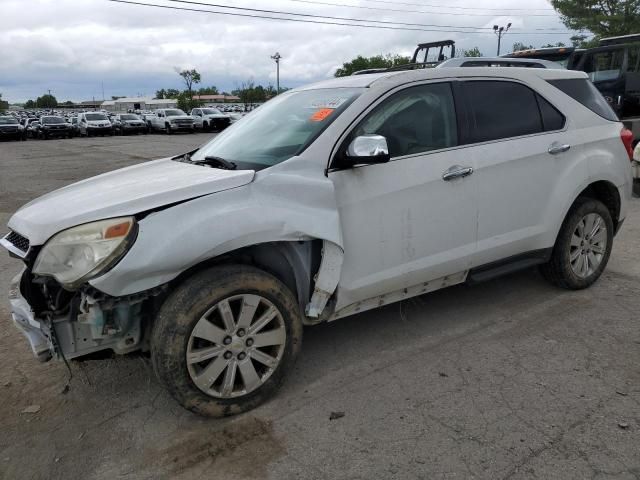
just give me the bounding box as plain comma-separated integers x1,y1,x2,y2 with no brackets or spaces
101,97,177,112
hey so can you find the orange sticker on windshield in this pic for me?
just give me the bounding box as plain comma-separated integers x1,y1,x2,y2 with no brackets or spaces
310,108,334,122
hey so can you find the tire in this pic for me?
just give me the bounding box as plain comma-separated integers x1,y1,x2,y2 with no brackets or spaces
203,121,209,132
633,179,640,198
151,265,303,417
165,123,172,135
540,197,614,290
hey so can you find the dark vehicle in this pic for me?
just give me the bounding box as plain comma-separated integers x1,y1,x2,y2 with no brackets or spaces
39,116,72,139
0,116,26,141
113,114,147,135
25,119,41,139
67,117,80,137
574,38,640,121
504,46,584,69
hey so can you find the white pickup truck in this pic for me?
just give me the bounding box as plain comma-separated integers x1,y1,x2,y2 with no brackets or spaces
190,107,231,131
148,109,195,134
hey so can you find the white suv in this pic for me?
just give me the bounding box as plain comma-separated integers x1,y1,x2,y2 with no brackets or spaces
1,67,633,416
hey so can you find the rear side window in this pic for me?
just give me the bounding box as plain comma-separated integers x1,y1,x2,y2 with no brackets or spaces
463,81,543,143
537,95,566,131
547,78,618,121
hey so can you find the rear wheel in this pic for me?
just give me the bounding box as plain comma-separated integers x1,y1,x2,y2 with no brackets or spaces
165,123,172,135
541,198,613,290
151,265,302,417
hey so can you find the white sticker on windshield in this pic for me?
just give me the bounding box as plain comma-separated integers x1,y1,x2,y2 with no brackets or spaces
308,98,348,109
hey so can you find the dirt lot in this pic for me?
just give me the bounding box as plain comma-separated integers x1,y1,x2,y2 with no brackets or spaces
0,134,639,480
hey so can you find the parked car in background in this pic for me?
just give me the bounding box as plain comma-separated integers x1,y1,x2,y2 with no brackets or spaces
39,116,72,139
112,114,148,135
78,112,113,137
190,107,231,131
67,117,80,137
503,46,584,69
149,108,195,134
0,116,26,141
25,119,41,139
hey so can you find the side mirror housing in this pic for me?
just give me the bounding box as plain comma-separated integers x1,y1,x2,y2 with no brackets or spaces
333,135,391,169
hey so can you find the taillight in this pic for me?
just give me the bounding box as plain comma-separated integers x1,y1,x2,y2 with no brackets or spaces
621,127,634,161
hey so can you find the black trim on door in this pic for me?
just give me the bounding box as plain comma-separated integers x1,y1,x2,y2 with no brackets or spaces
467,248,553,284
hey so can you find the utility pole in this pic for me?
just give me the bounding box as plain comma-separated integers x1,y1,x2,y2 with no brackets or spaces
271,52,282,94
493,23,512,56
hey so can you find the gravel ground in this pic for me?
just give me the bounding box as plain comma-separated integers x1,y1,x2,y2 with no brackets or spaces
0,134,639,480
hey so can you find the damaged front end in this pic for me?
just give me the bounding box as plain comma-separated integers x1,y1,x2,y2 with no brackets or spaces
9,267,162,362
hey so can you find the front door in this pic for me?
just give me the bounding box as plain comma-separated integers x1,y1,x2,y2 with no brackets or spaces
330,82,478,310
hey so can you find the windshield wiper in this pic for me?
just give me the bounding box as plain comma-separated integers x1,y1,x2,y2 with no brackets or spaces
194,156,238,170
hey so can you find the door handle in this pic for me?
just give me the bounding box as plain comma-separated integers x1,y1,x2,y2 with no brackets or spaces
442,165,474,181
548,143,571,155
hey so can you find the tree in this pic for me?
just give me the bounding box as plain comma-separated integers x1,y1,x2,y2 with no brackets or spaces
197,86,219,95
334,54,411,77
178,68,201,100
233,78,256,111
512,42,535,52
461,47,483,57
550,0,640,37
570,34,600,48
35,94,58,108
541,42,567,48
24,99,36,108
176,91,199,112
155,88,167,99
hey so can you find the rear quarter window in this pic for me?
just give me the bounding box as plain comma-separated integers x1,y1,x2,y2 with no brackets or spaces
547,78,618,121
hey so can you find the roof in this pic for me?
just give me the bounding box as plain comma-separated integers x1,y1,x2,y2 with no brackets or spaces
296,67,588,92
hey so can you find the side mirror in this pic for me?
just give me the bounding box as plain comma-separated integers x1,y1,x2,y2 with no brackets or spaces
334,135,391,169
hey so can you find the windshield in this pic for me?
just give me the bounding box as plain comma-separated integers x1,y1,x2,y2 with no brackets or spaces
41,116,65,124
86,113,107,121
584,49,624,82
165,109,185,116
193,88,363,168
202,108,222,115
121,114,139,120
0,117,18,125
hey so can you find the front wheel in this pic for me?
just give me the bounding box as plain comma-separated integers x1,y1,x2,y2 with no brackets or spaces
541,198,614,290
151,265,302,417
165,124,172,135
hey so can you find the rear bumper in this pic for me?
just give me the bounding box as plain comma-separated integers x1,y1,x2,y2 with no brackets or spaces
8,272,53,362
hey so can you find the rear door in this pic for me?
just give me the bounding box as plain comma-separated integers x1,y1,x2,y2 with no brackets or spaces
460,79,585,265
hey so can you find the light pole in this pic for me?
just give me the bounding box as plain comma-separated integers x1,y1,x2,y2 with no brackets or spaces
271,52,282,94
493,23,512,56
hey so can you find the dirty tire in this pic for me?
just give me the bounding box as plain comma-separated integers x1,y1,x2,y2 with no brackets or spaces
151,265,303,417
540,197,613,290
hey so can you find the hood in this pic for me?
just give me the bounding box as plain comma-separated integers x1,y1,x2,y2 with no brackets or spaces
87,120,111,126
8,158,255,245
167,115,192,120
204,113,229,119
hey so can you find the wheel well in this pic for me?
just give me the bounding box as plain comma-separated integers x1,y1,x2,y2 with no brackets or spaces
576,181,621,230
168,241,323,311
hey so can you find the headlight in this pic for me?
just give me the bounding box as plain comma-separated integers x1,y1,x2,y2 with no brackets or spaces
33,217,136,288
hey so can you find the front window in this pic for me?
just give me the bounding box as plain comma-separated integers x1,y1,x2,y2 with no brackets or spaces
584,49,624,82
164,109,185,116
85,113,108,121
193,87,363,169
0,117,18,125
202,108,222,115
41,116,65,124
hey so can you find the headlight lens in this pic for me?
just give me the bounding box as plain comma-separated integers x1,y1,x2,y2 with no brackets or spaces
33,217,136,288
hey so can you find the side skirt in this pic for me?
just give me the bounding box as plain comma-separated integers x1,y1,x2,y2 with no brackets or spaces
466,248,552,284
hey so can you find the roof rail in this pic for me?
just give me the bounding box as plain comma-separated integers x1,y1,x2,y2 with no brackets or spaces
599,34,640,46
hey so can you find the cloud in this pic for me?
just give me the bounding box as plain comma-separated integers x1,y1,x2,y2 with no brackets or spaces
0,0,572,102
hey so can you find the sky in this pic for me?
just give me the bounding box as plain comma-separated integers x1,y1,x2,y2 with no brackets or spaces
0,0,580,103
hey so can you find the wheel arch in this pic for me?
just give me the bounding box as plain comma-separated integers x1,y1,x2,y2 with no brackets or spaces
575,180,621,232
167,240,323,315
